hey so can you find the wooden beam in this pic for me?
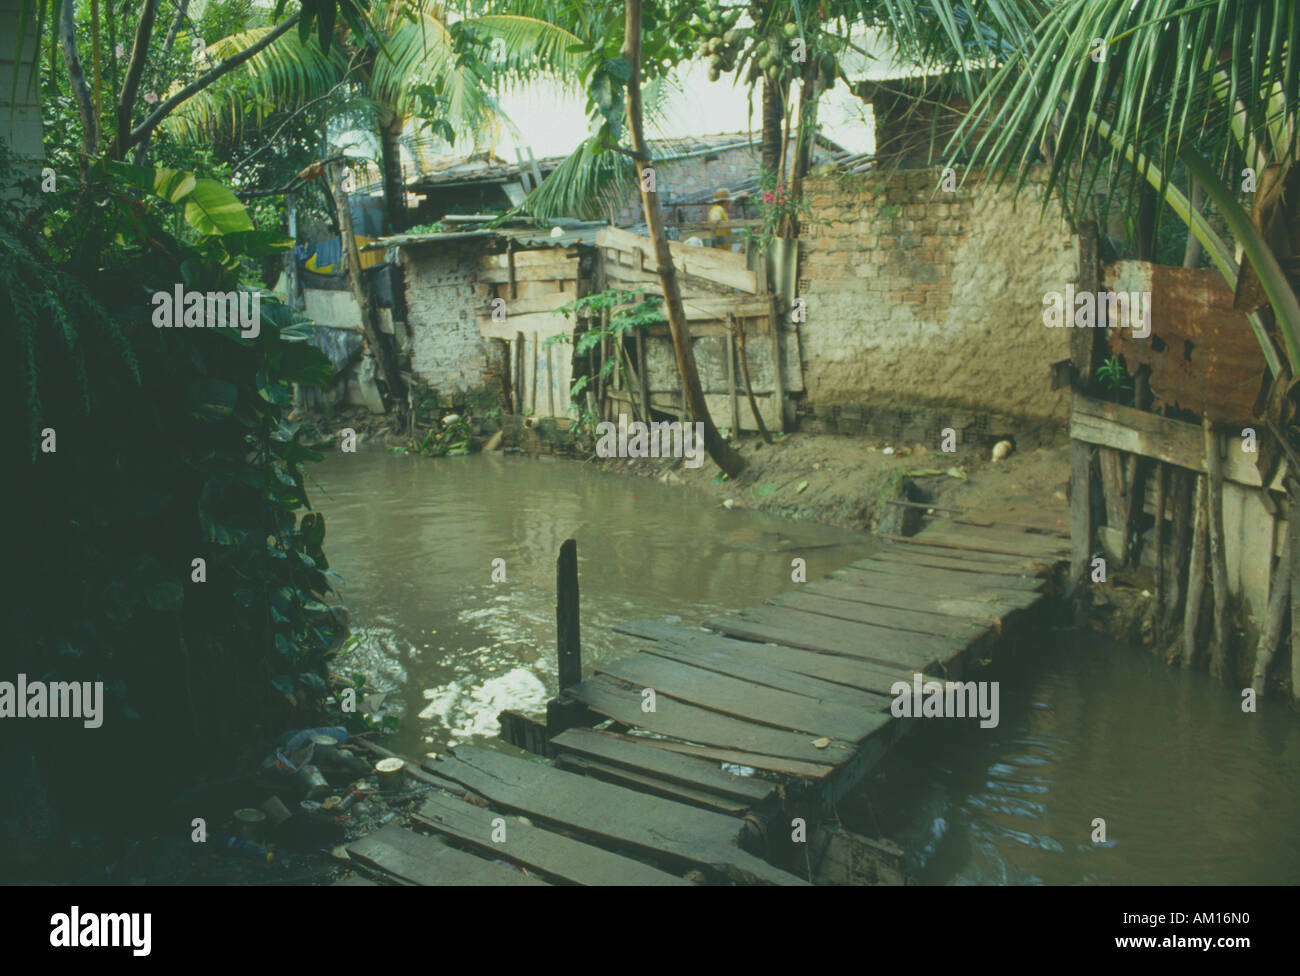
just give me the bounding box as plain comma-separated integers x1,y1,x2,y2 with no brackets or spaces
1204,419,1230,678
1071,393,1286,489
557,539,581,690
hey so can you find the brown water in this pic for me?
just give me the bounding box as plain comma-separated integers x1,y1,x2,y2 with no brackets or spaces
315,450,1300,885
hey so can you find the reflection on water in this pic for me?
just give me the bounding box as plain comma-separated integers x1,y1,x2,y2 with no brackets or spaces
845,628,1300,885
312,450,877,755
316,450,1300,885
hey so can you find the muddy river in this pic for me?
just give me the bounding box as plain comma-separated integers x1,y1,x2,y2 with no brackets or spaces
315,450,1300,885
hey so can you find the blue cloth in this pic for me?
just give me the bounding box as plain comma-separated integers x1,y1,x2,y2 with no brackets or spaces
312,237,343,270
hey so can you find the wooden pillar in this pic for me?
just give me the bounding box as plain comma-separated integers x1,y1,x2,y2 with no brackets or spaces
1204,418,1230,678
1183,474,1209,667
1067,437,1092,598
1291,482,1300,705
556,539,581,691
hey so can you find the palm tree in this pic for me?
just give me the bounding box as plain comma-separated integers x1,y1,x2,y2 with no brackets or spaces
162,0,583,229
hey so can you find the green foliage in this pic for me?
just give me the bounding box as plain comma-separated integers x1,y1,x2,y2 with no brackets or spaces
544,287,664,438
1096,355,1133,404
4,150,341,758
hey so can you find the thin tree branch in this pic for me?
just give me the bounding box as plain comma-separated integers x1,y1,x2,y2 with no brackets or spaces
115,0,161,158
123,11,302,153
60,0,97,164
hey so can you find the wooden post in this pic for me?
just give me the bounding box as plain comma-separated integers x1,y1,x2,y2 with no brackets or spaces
531,332,539,415
1165,468,1192,634
1073,222,1102,385
556,539,581,691
768,297,786,433
635,325,651,423
1183,474,1209,667
545,339,555,418
1204,418,1231,678
1290,482,1300,706
1067,439,1093,598
514,331,525,414
1153,463,1167,644
726,328,739,435
737,323,772,444
1250,525,1291,694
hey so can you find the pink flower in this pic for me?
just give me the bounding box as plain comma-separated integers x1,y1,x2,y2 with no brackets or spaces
763,191,776,204
144,91,158,104
114,44,125,59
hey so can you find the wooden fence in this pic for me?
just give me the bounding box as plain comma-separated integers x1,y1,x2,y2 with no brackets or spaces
474,227,803,431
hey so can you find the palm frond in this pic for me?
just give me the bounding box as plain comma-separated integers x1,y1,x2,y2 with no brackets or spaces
162,27,352,142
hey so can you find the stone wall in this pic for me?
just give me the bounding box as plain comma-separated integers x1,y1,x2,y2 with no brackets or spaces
402,241,489,393
797,166,1078,443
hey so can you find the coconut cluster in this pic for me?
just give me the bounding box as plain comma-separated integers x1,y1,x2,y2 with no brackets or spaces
694,4,839,90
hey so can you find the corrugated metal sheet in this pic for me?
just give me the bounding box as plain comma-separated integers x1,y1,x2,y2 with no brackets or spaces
1105,261,1269,426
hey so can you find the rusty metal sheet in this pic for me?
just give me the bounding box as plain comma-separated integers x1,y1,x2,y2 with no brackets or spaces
1105,261,1267,426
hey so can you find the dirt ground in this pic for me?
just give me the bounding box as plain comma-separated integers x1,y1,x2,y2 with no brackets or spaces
604,429,1072,536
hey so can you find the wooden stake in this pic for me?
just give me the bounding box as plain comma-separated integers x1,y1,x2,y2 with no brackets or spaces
635,325,651,422
1291,481,1300,707
726,329,739,435
1204,418,1231,678
1165,467,1192,634
737,323,772,444
1183,474,1208,668
1067,439,1092,598
1250,526,1291,695
556,539,581,691
514,331,525,414
1153,463,1167,645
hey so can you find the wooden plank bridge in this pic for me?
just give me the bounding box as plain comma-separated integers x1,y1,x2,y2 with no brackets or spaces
336,517,1068,886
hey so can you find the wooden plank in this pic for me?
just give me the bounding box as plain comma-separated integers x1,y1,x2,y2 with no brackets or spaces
877,538,1050,566
831,565,1046,603
551,727,774,803
480,288,576,317
806,575,1037,619
856,549,1050,580
883,530,1067,560
614,619,920,696
1071,392,1285,489
771,588,993,636
639,640,891,711
347,825,549,886
553,754,751,814
1205,419,1230,677
596,652,885,742
1097,447,1131,564
835,558,1045,592
480,248,579,270
598,226,759,293
705,607,964,671
414,791,690,886
597,731,835,780
425,746,807,884
478,310,573,341
569,674,855,765
913,521,1070,556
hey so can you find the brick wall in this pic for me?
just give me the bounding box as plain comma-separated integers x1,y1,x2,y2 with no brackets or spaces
402,242,489,393
797,165,1077,439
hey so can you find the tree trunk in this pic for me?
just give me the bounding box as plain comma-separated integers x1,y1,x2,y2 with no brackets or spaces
331,160,408,421
378,110,407,233
623,0,743,477
761,75,784,178
60,0,97,166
